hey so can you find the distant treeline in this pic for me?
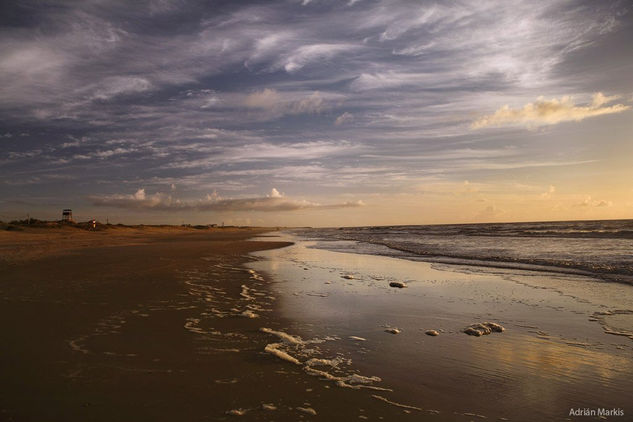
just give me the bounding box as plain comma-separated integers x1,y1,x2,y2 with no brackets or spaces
0,218,103,231
0,219,239,231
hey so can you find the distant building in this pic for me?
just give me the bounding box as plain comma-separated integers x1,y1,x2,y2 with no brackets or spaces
62,209,73,222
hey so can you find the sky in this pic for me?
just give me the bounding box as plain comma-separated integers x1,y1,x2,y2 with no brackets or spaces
1,0,632,227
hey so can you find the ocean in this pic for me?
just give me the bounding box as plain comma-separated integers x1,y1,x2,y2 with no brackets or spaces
295,219,633,285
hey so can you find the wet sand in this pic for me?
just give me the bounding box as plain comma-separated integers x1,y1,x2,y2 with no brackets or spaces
0,227,304,421
250,233,633,421
0,227,442,421
2,227,631,421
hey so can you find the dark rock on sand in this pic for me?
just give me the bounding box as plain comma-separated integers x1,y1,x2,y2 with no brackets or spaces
425,330,439,336
389,281,407,288
463,322,505,336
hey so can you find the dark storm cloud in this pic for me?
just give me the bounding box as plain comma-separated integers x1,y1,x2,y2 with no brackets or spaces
1,0,631,219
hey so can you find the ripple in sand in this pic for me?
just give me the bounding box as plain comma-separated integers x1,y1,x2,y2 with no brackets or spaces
239,285,256,301
296,406,317,416
306,292,329,297
239,310,259,318
184,317,207,335
461,411,489,419
68,337,90,354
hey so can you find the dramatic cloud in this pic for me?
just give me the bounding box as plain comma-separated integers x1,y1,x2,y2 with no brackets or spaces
92,188,364,212
0,1,631,224
472,93,630,129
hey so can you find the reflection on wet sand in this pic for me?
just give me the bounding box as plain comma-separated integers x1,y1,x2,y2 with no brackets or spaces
250,233,633,421
469,334,632,385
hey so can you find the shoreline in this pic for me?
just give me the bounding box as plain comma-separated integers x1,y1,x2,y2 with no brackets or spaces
327,241,633,286
0,227,435,421
294,222,633,286
0,227,304,420
249,232,633,421
3,227,632,421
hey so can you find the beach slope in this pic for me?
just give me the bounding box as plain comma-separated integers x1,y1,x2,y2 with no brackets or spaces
0,226,297,421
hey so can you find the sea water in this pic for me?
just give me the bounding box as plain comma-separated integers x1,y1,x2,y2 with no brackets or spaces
296,219,633,285
249,224,633,421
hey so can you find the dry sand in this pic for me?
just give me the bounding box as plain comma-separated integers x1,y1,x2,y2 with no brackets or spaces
0,224,247,265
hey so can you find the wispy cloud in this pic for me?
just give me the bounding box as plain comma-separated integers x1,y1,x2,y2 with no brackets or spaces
165,140,361,169
92,188,364,212
334,112,354,125
1,1,631,223
278,43,358,73
472,93,630,129
242,89,327,116
88,77,153,101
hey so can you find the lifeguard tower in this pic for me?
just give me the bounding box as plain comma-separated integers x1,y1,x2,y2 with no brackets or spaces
62,209,73,223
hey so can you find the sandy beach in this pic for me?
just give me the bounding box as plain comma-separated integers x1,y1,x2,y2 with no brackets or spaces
3,1,632,420
0,226,434,421
2,226,632,421
0,226,307,421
